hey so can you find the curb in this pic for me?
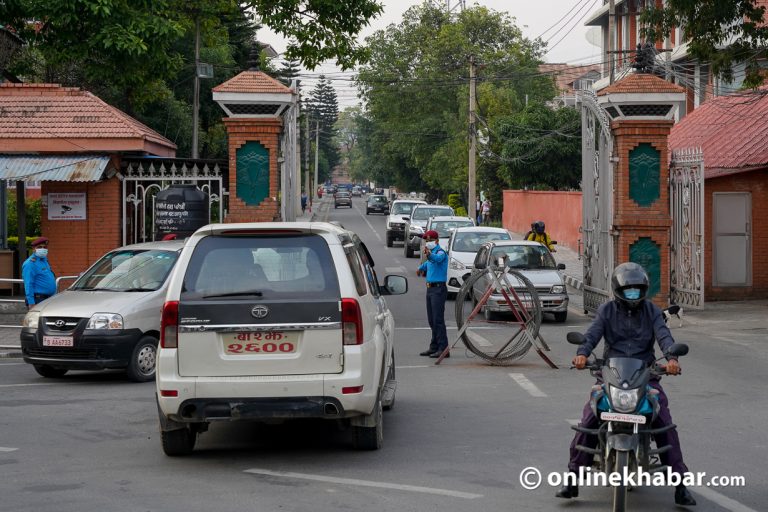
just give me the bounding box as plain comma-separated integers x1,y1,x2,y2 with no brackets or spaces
0,350,22,359
564,274,584,291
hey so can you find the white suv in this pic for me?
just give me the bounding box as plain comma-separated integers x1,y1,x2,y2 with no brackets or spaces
156,222,407,455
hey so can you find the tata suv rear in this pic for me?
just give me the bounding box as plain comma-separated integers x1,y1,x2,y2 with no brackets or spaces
156,222,407,455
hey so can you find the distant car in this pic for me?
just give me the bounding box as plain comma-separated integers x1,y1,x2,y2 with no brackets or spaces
445,227,512,295
402,204,454,258
419,216,475,262
20,240,184,382
470,240,568,322
366,194,390,215
334,191,352,208
351,186,362,197
385,199,427,247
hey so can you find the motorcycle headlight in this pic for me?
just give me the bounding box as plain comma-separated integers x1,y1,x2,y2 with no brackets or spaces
609,386,639,413
23,311,41,329
550,285,565,294
87,313,124,330
449,258,466,271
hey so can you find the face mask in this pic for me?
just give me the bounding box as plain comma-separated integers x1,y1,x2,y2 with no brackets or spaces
623,288,641,300
35,248,48,258
425,241,437,250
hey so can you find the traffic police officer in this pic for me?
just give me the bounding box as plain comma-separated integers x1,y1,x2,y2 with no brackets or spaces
417,230,449,358
22,237,56,309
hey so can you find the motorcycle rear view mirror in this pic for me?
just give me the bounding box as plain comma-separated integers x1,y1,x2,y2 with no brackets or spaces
566,332,585,345
666,343,689,357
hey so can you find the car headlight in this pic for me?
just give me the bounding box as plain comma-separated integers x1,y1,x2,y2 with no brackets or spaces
449,258,466,271
23,311,40,329
409,225,423,234
550,285,565,294
609,386,639,413
87,313,124,330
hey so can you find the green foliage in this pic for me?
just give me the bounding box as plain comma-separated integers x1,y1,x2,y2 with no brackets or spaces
641,0,768,87
7,197,41,238
455,206,468,217
447,194,463,211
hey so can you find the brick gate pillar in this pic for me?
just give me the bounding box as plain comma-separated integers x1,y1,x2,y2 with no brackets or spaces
212,68,294,223
597,74,686,306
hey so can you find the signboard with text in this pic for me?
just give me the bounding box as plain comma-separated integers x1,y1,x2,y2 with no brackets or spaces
48,193,87,220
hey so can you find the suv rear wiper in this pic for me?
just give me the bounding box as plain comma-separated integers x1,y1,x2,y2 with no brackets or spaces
122,287,157,292
203,291,264,299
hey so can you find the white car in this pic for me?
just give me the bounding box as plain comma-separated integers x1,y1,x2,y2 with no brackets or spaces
156,222,408,455
403,204,454,258
385,199,426,247
445,227,511,295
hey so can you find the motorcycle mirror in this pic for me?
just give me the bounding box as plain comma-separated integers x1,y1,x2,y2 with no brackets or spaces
666,305,681,315
566,332,585,345
666,343,689,357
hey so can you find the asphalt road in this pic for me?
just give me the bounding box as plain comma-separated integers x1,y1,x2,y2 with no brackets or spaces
0,195,765,512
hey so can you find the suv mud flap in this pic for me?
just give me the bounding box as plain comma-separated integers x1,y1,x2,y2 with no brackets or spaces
381,379,396,409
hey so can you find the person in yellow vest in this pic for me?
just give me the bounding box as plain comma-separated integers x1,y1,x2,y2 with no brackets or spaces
525,221,556,252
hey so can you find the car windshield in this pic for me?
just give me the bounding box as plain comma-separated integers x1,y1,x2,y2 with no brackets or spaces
430,220,474,238
490,245,557,270
72,249,179,291
452,231,512,252
411,207,453,220
391,202,420,215
369,196,388,204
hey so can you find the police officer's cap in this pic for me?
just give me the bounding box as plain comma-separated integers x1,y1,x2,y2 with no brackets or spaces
31,237,49,247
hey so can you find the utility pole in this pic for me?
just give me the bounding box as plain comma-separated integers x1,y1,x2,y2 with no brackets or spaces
608,0,615,84
314,120,320,199
192,16,201,158
468,55,477,222
304,113,310,207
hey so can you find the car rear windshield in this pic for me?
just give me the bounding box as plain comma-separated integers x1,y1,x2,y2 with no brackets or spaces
452,231,511,252
411,207,453,220
181,234,340,300
491,245,557,270
72,250,178,291
391,202,420,215
369,196,388,204
430,220,474,237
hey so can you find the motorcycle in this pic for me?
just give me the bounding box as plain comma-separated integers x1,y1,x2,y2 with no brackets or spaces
566,331,689,512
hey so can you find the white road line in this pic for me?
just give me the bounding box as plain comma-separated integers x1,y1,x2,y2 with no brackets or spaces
694,487,759,512
384,266,407,274
0,447,19,452
465,331,492,347
0,383,50,388
244,468,483,499
509,373,548,397
396,365,430,369
355,204,383,242
0,363,26,366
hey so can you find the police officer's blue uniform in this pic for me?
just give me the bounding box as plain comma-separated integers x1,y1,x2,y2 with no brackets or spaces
22,252,56,307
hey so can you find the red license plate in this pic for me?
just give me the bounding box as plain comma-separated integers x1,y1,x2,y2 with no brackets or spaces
222,331,298,355
43,336,74,347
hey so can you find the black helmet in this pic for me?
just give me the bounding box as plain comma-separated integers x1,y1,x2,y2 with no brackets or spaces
533,221,545,234
611,262,649,309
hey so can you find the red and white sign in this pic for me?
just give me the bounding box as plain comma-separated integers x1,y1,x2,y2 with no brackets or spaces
48,193,86,220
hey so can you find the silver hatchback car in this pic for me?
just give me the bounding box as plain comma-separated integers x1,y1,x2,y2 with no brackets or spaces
20,240,184,381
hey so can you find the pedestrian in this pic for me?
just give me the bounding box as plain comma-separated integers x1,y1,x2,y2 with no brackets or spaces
475,196,482,225
481,199,491,225
301,192,308,214
22,237,56,309
416,230,449,358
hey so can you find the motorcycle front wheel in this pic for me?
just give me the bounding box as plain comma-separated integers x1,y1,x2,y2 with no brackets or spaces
613,451,629,512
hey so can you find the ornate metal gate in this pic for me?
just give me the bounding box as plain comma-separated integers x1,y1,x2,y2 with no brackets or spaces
121,158,226,246
669,148,705,308
580,90,615,313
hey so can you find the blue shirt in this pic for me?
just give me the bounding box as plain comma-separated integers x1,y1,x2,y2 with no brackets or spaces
417,244,448,284
22,254,57,305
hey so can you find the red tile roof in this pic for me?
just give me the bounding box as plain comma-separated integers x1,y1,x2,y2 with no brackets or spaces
0,83,176,154
669,86,768,178
597,73,686,96
212,71,293,94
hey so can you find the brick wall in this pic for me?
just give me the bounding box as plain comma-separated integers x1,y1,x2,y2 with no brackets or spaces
705,170,768,300
501,190,582,250
40,179,121,278
222,117,283,223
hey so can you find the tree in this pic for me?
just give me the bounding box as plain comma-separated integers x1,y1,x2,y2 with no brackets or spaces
306,76,340,181
276,58,302,86
641,0,768,87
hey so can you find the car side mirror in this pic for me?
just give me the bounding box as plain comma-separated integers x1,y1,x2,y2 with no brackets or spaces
566,332,585,345
474,259,486,270
381,275,408,295
557,263,566,270
666,343,689,357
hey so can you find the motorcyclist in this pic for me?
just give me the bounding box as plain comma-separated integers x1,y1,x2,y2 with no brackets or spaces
525,221,556,252
556,262,696,507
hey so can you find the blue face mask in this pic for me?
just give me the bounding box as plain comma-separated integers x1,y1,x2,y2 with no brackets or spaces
623,288,641,300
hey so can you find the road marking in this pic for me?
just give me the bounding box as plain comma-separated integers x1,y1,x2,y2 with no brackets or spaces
0,363,25,366
509,373,548,397
0,447,18,452
385,266,407,274
0,383,50,388
694,487,759,512
355,204,383,242
244,468,483,499
396,365,430,369
465,331,492,347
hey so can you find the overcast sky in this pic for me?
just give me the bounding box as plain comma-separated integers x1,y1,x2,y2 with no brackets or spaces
258,0,602,106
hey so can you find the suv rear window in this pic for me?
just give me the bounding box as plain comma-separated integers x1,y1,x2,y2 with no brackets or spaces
412,207,453,220
181,235,340,300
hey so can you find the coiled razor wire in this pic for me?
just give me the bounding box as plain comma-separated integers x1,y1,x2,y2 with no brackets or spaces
454,265,543,365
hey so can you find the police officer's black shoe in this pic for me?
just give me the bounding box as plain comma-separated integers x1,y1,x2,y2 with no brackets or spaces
429,351,448,358
674,484,696,506
555,483,578,499
419,350,435,356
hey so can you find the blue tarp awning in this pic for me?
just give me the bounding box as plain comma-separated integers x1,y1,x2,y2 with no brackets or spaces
0,155,110,182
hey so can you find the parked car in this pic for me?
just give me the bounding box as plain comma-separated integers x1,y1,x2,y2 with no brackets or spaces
402,204,454,258
470,240,568,322
334,191,352,208
419,216,475,257
445,227,511,296
366,194,390,215
20,240,185,382
385,199,427,247
155,222,408,455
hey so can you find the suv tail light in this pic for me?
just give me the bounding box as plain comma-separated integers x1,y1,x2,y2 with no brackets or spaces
341,298,363,345
161,301,179,348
